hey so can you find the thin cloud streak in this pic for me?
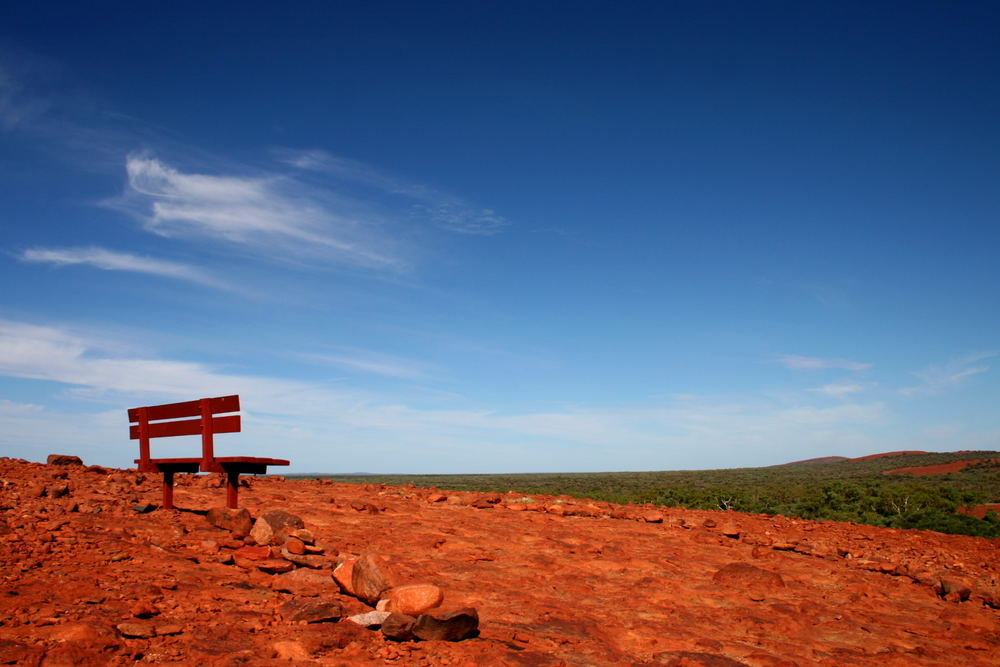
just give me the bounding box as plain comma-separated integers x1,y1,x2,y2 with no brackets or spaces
275,148,510,236
900,353,995,396
20,246,234,291
776,354,871,372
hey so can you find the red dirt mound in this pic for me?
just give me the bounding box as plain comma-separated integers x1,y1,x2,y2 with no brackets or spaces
850,450,928,461
885,459,995,476
959,504,1000,519
2,456,999,665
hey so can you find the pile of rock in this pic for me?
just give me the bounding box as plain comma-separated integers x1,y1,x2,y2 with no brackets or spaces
205,506,479,643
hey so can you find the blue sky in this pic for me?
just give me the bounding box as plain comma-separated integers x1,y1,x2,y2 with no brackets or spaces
1,2,998,473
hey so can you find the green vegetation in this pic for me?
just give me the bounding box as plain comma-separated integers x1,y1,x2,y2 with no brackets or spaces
300,451,1000,539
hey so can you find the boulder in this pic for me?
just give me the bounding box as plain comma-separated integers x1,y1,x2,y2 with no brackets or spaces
250,509,304,546
383,584,444,616
351,553,398,605
46,455,83,466
206,507,253,537
412,608,479,641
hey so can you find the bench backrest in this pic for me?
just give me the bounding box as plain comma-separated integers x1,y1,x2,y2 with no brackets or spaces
129,395,241,470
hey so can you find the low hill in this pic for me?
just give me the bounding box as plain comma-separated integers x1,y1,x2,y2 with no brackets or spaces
782,455,849,466
311,450,1000,538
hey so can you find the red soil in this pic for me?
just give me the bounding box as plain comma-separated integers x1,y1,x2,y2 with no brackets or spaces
884,459,992,476
2,456,1000,665
959,504,1000,519
849,450,928,462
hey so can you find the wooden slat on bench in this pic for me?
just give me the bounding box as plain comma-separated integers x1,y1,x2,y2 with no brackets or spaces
128,395,239,423
129,414,240,439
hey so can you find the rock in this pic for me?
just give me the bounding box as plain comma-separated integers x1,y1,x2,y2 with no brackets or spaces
49,622,121,650
939,577,971,601
131,503,155,514
346,610,392,627
412,607,479,641
427,493,447,502
333,556,358,595
279,548,328,569
116,620,158,638
250,509,304,546
712,563,785,591
272,640,312,661
271,568,335,596
279,599,343,623
719,523,741,538
206,507,253,537
233,544,273,561
642,511,664,523
290,528,315,544
351,553,398,604
383,584,444,616
285,536,306,554
129,602,160,618
155,623,184,636
381,613,417,640
46,455,83,466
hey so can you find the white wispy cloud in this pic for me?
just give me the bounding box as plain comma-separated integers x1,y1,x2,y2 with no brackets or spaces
111,155,402,269
808,382,866,399
306,349,436,380
20,246,232,290
900,353,995,396
776,354,870,372
275,148,510,236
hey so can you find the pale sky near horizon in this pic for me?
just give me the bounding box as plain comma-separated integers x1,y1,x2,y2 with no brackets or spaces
1,1,998,473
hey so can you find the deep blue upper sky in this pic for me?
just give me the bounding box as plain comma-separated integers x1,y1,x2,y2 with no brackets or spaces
1,2,997,472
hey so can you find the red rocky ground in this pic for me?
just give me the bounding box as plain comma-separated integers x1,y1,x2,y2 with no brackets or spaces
1,456,999,666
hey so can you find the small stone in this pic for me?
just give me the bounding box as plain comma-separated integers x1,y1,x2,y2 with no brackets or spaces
233,544,273,561
129,602,160,618
381,613,417,640
412,608,479,641
49,622,121,650
641,511,664,523
155,624,184,636
427,494,447,502
279,599,343,623
271,568,334,596
131,503,155,514
712,562,785,590
285,536,306,554
280,548,328,569
116,621,158,638
47,454,83,466
206,507,253,537
250,509,304,546
720,523,741,538
290,528,315,545
383,584,444,616
346,611,392,627
352,553,398,605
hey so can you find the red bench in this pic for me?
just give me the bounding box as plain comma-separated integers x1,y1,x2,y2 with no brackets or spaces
129,394,289,510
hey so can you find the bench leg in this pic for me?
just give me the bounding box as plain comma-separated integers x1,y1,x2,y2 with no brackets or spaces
226,471,240,509
162,471,175,510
